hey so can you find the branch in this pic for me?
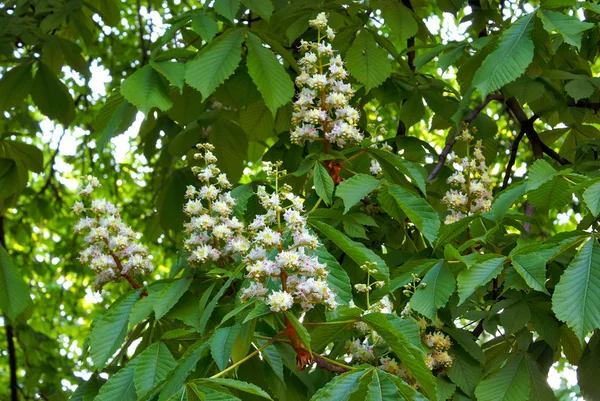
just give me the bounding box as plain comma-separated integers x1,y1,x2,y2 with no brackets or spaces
427,94,504,182
568,100,600,110
136,0,148,65
505,97,570,165
1,217,18,401
501,126,526,190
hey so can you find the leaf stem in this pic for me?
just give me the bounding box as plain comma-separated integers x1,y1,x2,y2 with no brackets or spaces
210,334,280,378
302,319,356,326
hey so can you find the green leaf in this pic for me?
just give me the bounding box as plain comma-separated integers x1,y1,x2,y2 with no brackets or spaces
189,384,241,401
310,221,389,285
210,325,242,371
444,328,485,364
284,311,311,353
158,342,210,401
335,174,381,213
31,62,75,125
500,301,531,335
310,319,354,352
400,92,425,128
202,378,273,400
369,149,427,195
383,183,440,244
381,371,428,401
381,2,417,43
199,265,244,333
94,359,138,401
150,61,185,92
346,31,392,93
527,159,557,191
90,289,142,370
525,354,557,401
0,62,33,111
243,301,271,323
241,0,274,20
0,245,31,321
365,369,402,400
315,246,352,304
154,278,192,320
185,29,245,99
245,31,294,114
209,119,248,183
578,333,600,400
361,313,437,400
214,0,241,21
559,325,583,364
474,353,530,401
511,254,548,294
565,79,595,102
457,256,507,305
191,14,219,43
239,101,275,140
446,346,482,397
121,64,173,115
410,261,456,320
93,92,137,152
552,238,600,342
313,163,334,205
491,181,527,222
583,181,600,216
134,342,177,398
472,12,535,97
310,369,368,401
538,10,594,49
528,177,571,211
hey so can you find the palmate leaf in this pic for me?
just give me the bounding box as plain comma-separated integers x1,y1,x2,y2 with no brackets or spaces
93,92,137,152
457,256,507,305
313,163,334,205
31,62,75,125
245,31,294,114
200,378,273,400
120,64,173,115
214,0,241,22
185,29,245,99
583,181,600,216
472,12,536,97
552,238,600,342
365,369,403,400
335,174,381,213
474,353,530,401
0,245,31,321
156,342,210,401
0,62,33,111
153,277,192,320
511,254,548,294
345,31,392,93
538,10,594,49
383,183,440,244
90,289,142,370
309,221,389,285
525,354,557,401
94,359,138,401
134,342,177,398
410,261,456,320
310,369,369,401
446,346,482,397
362,313,437,400
210,324,241,371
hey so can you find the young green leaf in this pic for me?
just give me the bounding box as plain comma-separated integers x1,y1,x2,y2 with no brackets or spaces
134,342,177,398
0,245,31,321
538,10,594,49
335,174,381,213
185,29,245,99
121,64,173,115
345,31,392,93
191,14,219,43
472,12,536,97
552,238,600,343
313,163,334,205
245,31,294,114
410,261,456,320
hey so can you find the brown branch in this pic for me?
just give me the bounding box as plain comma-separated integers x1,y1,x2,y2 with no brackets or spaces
505,97,570,165
136,0,148,65
502,126,526,190
568,100,600,110
1,217,18,401
427,94,505,182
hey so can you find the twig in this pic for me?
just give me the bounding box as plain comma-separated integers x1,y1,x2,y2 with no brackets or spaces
210,335,281,378
38,131,67,197
0,218,18,401
501,127,526,190
427,94,504,182
136,0,148,65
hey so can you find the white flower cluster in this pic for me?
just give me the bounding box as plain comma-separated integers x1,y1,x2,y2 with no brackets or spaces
73,176,154,290
183,144,249,266
443,129,494,225
240,162,339,312
291,12,364,148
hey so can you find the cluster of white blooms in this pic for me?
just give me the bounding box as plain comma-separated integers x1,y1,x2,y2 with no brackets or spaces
183,144,249,266
443,128,494,225
240,162,339,312
73,176,154,290
423,331,453,370
290,12,364,148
